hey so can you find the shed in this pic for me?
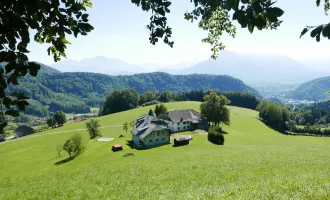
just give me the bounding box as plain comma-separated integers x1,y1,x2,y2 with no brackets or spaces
112,144,123,152
174,135,192,146
13,125,35,138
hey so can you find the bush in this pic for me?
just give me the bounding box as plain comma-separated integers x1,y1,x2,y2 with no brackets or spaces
208,126,225,145
141,100,160,107
63,133,85,158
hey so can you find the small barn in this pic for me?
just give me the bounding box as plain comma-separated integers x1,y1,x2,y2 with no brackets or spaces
174,135,193,147
13,125,35,138
112,144,123,152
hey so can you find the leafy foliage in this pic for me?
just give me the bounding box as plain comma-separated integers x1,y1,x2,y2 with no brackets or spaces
86,119,101,139
200,92,231,127
53,111,67,125
154,103,168,116
63,133,85,158
0,0,93,135
102,88,139,115
132,0,285,59
47,118,56,128
257,101,290,132
148,109,154,116
208,126,225,145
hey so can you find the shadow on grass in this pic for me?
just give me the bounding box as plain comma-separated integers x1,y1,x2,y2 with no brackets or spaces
54,156,75,165
126,140,171,150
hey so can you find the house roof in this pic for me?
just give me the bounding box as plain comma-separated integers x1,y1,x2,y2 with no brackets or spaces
160,109,203,123
175,135,193,141
14,125,35,138
131,115,169,140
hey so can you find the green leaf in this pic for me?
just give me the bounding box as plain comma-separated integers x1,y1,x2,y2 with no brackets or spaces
300,28,310,38
248,23,255,33
15,100,29,111
61,37,71,44
3,98,11,109
310,26,323,38
0,90,5,98
322,25,330,37
5,110,20,118
267,7,284,17
8,75,18,85
11,92,29,100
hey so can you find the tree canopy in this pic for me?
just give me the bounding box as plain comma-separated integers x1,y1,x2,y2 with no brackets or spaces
0,0,93,135
102,88,139,115
132,0,330,59
200,92,231,126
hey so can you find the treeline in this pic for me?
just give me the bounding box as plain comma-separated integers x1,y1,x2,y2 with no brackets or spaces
7,68,261,116
100,88,260,116
139,90,259,110
256,101,330,137
256,101,290,132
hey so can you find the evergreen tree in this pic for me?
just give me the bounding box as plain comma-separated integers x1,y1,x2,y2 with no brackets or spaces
148,109,154,116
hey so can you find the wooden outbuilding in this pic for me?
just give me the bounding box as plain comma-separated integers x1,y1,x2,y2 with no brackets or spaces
112,144,123,152
174,135,192,147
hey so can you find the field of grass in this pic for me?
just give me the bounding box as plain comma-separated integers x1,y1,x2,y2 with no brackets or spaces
1,101,330,199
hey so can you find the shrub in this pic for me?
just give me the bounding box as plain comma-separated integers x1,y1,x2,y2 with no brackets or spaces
141,100,160,107
208,132,225,145
63,133,85,158
208,126,225,145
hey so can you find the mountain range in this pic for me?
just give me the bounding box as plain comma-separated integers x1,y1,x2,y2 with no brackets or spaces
50,51,329,84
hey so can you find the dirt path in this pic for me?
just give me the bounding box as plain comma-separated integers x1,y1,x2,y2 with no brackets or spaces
1,125,123,145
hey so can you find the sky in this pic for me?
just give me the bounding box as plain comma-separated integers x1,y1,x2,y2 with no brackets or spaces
28,0,330,67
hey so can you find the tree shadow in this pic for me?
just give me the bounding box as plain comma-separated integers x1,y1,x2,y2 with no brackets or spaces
54,156,75,165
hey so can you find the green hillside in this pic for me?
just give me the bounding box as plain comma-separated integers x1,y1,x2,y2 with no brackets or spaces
287,76,330,101
8,67,261,115
0,102,329,199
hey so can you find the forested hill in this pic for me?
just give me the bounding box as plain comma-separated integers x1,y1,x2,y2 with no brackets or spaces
8,66,260,115
287,76,330,101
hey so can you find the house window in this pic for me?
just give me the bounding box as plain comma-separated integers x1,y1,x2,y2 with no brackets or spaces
178,127,180,130
157,132,159,136
188,126,190,129
177,123,180,125
162,132,164,134
162,138,165,140
156,139,159,142
184,126,186,129
183,122,186,124
149,140,153,142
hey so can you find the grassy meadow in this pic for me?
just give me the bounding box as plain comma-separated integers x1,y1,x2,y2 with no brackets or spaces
0,101,330,199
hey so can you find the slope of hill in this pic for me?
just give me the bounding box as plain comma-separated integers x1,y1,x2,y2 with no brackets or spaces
287,76,330,101
176,51,325,83
0,102,329,199
51,56,147,75
9,69,260,114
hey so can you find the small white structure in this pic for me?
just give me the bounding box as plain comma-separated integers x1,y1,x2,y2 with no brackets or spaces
96,137,114,142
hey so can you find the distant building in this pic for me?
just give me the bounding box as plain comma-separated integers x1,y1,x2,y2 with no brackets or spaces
160,109,209,132
14,125,35,138
131,109,208,149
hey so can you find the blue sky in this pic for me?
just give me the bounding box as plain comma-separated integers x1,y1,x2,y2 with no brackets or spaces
28,0,330,67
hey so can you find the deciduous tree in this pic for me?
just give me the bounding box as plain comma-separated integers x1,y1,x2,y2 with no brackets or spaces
53,111,67,125
0,0,93,137
102,88,139,115
86,119,101,139
200,91,231,127
123,122,129,134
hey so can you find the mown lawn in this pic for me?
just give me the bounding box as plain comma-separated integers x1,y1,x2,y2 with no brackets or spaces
0,101,330,199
